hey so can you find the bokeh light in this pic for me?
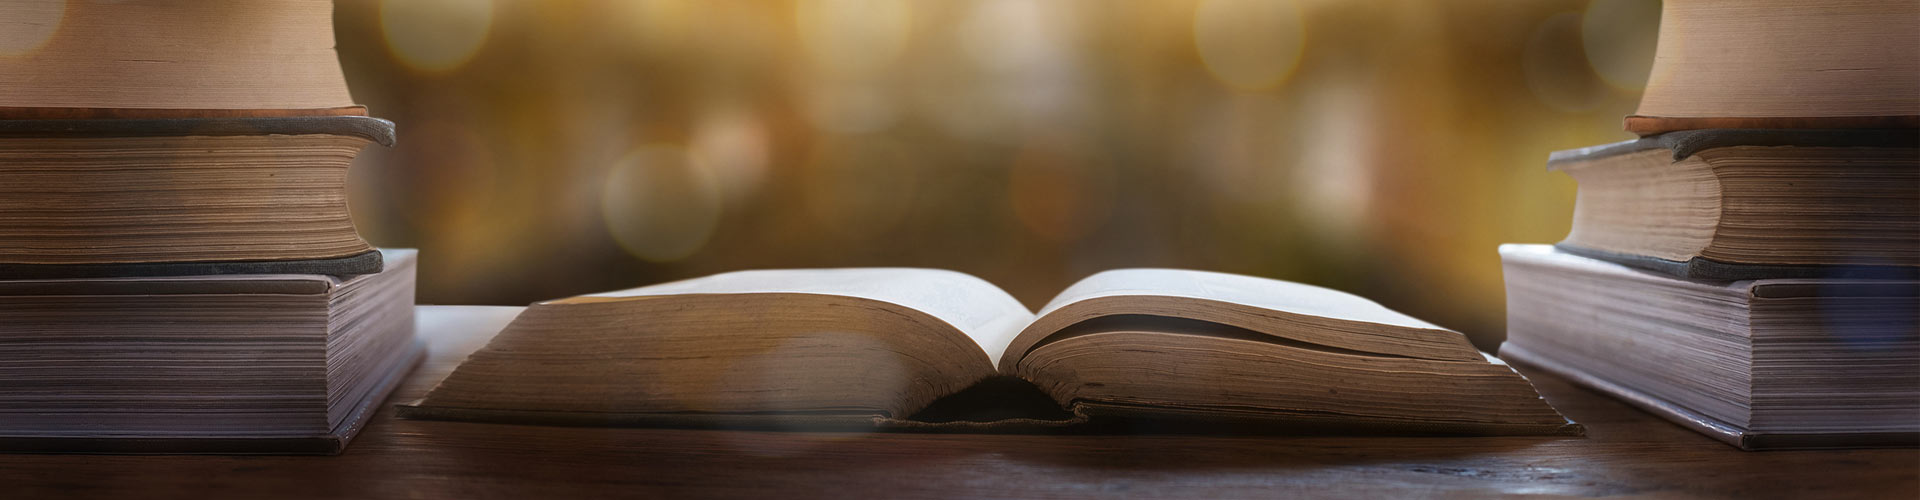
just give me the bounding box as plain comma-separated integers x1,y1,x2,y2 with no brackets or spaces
616,0,697,54
334,0,1650,348
380,0,494,72
0,0,64,57
953,0,1084,141
1292,85,1376,243
1581,0,1661,90
601,145,722,263
795,0,912,76
1193,0,1306,90
959,0,1075,77
691,105,772,205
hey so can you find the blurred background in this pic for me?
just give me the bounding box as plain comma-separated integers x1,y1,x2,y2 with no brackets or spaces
339,0,1661,349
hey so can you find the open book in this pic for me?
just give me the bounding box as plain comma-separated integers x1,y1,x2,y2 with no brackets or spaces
401,268,1577,435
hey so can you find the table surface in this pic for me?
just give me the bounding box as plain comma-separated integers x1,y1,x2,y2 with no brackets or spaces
2,305,1915,499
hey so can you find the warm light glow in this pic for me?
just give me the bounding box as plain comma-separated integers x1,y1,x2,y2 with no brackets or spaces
1581,0,1661,90
618,0,697,53
601,145,722,263
327,0,1649,344
956,0,1083,134
1293,85,1375,241
959,0,1073,76
795,0,912,77
0,0,63,57
381,0,495,72
691,105,772,205
1193,0,1306,90
795,0,913,134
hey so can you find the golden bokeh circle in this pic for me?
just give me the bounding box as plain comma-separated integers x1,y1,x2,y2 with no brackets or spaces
1193,0,1307,90
1581,0,1662,90
600,144,723,263
380,0,495,72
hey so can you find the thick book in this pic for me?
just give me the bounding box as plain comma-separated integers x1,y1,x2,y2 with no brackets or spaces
0,0,364,118
1548,129,1918,281
0,249,421,454
400,268,1579,436
1498,244,1919,450
1625,0,1919,135
0,116,396,278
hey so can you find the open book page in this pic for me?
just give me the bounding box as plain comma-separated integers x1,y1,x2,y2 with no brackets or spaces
1035,268,1446,331
995,268,1482,369
567,268,1036,365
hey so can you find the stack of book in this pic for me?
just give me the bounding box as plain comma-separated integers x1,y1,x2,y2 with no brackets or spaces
0,1,419,454
1499,0,1918,450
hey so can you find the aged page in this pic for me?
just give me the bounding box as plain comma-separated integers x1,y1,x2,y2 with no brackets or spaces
1034,268,1445,330
1001,268,1481,368
572,268,1036,365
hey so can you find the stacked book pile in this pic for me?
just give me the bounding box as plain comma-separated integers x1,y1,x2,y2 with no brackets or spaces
1498,0,1918,450
0,0,418,454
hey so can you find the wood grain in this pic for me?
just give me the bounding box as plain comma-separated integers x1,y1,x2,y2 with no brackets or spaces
0,306,1912,499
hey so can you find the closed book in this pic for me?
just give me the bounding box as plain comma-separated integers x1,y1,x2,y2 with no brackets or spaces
1499,244,1919,450
0,116,396,278
1625,0,1919,135
0,249,421,454
0,0,362,118
1549,129,1918,281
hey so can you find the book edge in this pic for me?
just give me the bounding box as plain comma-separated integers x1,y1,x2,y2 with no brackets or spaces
1552,242,1920,281
1500,343,1920,451
0,106,369,120
0,249,385,281
0,340,424,455
1498,342,1751,449
1545,128,1920,169
0,115,396,146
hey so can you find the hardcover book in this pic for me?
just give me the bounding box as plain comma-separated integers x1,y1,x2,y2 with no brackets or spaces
0,249,421,454
401,268,1579,436
1499,244,1919,450
1626,0,1919,135
0,0,363,118
0,116,396,278
1549,129,1918,280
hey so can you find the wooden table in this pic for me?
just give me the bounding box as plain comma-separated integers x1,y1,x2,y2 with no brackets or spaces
2,306,1914,499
